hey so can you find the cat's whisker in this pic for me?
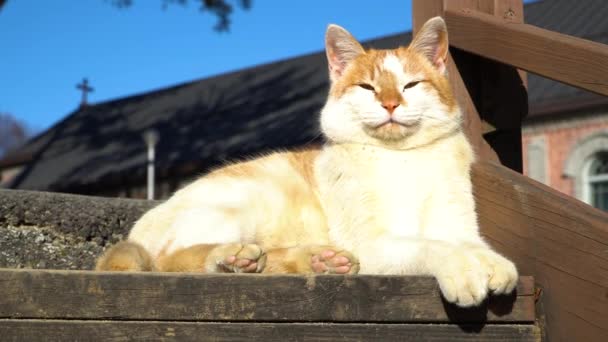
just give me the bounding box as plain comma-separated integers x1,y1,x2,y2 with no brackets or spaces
303,131,325,145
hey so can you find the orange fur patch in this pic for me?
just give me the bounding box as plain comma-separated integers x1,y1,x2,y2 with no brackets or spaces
286,147,322,191
95,241,154,271
263,247,300,273
156,244,219,272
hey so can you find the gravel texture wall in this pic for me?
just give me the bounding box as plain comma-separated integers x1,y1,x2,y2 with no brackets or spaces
0,190,158,270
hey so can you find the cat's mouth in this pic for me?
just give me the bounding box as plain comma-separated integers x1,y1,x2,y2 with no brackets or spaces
372,117,420,128
360,115,423,141
363,118,421,141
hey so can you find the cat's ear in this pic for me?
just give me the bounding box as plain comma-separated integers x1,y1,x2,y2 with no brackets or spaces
409,16,449,74
325,24,365,82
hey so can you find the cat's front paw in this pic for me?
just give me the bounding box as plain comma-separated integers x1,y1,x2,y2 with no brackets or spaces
435,250,489,307
474,248,518,295
213,243,267,273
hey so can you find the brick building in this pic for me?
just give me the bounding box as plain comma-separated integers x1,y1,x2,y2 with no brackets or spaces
523,111,608,210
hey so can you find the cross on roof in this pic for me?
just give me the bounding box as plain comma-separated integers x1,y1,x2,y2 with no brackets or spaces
76,78,94,106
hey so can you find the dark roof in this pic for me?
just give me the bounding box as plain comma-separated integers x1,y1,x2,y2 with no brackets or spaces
4,0,608,193
525,0,608,118
4,33,408,193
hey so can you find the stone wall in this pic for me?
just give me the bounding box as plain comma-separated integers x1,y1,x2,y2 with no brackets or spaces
0,189,157,270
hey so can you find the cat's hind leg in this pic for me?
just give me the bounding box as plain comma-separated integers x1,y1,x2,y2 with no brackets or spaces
157,243,266,273
95,241,154,271
264,245,359,274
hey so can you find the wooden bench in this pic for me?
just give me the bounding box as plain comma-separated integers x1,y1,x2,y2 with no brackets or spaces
0,269,537,341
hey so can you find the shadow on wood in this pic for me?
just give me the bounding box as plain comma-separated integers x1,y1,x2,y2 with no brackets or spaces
441,289,520,333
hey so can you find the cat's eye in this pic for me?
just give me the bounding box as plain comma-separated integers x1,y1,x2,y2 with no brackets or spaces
403,81,421,91
358,83,376,92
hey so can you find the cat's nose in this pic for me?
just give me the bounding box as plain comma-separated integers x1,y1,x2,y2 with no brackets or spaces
382,101,400,114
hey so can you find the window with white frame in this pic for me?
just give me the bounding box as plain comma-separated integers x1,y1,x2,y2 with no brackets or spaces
563,131,608,205
584,152,608,211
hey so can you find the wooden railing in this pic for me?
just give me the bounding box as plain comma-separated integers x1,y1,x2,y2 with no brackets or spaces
445,8,608,96
473,161,608,342
413,1,608,341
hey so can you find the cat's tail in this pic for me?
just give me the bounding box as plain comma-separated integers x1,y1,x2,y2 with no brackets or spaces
95,241,154,272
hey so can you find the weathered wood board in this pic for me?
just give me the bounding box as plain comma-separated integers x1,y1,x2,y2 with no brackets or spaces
0,269,537,341
0,320,541,342
445,7,608,97
0,269,534,323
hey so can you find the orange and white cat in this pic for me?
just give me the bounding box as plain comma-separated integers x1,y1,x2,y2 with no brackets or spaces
96,17,518,307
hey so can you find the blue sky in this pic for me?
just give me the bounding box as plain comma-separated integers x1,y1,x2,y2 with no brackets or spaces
0,0,414,132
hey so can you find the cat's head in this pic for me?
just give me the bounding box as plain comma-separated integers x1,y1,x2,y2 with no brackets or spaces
320,17,461,149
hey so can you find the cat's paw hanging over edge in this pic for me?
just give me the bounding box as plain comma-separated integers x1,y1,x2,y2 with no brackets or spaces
474,248,519,295
434,250,490,307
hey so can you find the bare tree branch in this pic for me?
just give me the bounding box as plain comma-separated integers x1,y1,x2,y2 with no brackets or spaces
0,1,252,32
112,0,252,31
0,113,30,157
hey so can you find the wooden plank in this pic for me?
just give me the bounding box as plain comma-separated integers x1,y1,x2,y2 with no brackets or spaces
474,0,527,173
0,320,541,342
472,0,527,87
0,269,534,323
445,7,608,97
473,161,608,342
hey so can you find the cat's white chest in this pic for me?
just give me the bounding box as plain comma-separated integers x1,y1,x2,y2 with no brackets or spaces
364,149,433,237
318,145,439,244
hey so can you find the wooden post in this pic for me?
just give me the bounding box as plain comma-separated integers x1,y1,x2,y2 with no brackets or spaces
412,0,527,172
475,1,527,172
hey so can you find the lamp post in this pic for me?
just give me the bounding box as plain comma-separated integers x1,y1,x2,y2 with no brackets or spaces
142,129,159,200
